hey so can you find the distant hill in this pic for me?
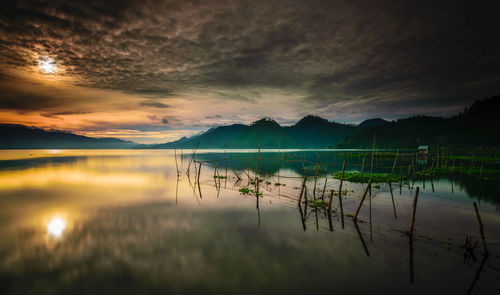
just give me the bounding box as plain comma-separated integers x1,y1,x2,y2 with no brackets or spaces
0,124,136,149
336,95,500,148
144,124,248,149
285,115,356,148
357,118,389,129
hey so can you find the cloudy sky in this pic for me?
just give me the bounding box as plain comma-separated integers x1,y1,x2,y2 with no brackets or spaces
0,0,499,143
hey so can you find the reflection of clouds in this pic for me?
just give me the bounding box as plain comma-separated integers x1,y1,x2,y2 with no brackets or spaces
0,168,151,190
0,202,400,294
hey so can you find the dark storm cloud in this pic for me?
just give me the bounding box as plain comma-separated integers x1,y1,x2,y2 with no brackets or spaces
1,0,499,119
139,101,170,108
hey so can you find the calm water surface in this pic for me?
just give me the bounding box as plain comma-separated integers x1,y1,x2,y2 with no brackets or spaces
0,149,499,294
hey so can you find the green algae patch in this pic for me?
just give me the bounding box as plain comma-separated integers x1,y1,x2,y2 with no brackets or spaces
333,172,406,183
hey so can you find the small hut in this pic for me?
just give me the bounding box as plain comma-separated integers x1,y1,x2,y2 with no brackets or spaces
417,145,429,155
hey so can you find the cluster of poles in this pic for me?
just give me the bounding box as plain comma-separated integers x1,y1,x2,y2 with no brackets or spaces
172,140,491,290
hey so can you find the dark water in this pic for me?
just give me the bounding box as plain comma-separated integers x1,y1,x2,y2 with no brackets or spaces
0,149,499,294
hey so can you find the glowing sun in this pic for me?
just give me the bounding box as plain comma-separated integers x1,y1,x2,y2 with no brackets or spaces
39,58,57,74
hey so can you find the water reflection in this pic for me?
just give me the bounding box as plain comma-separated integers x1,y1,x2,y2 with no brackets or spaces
0,149,499,294
47,217,66,238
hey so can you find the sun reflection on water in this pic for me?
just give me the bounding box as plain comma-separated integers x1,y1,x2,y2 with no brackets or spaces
47,217,66,238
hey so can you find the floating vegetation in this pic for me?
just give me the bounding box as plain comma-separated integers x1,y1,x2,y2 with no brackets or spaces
333,172,406,183
265,181,271,185
345,213,354,218
239,187,251,194
213,175,226,179
374,184,381,189
416,166,500,180
274,182,282,186
308,199,328,208
239,187,262,196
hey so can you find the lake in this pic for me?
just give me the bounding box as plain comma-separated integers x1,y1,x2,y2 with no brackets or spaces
0,149,499,294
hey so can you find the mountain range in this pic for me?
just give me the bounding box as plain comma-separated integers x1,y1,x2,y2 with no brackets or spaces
0,124,135,149
143,116,388,149
1,94,498,149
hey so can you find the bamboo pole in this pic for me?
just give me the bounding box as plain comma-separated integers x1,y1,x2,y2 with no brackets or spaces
409,187,420,236
321,178,328,200
338,159,346,228
370,135,376,175
174,148,179,177
327,189,334,210
390,148,400,178
313,152,319,198
353,179,372,221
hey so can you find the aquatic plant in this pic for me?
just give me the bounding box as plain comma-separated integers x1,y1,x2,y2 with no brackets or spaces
239,187,251,194
238,187,263,196
308,199,328,208
416,166,499,180
333,172,406,183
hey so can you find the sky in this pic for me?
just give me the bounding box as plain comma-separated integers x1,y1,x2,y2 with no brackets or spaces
0,0,499,144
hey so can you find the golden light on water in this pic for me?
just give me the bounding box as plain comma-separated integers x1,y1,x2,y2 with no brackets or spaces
39,58,57,74
47,217,66,237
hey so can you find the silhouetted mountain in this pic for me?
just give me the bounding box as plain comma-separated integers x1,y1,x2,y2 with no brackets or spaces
0,124,136,149
227,118,294,148
145,124,247,149
358,118,389,129
336,95,500,148
286,115,356,148
150,116,359,149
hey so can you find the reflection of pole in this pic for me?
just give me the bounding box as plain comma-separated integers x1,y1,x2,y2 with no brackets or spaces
327,210,333,232
298,176,307,204
389,182,397,219
353,221,370,257
197,161,203,199
409,187,420,236
298,204,306,231
409,235,414,284
473,201,489,256
466,255,488,295
175,176,179,205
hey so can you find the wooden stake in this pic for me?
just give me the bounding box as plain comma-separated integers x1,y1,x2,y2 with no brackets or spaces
338,159,346,228
353,179,372,221
174,148,179,177
313,152,320,198
321,178,328,200
327,189,334,210
390,148,400,180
